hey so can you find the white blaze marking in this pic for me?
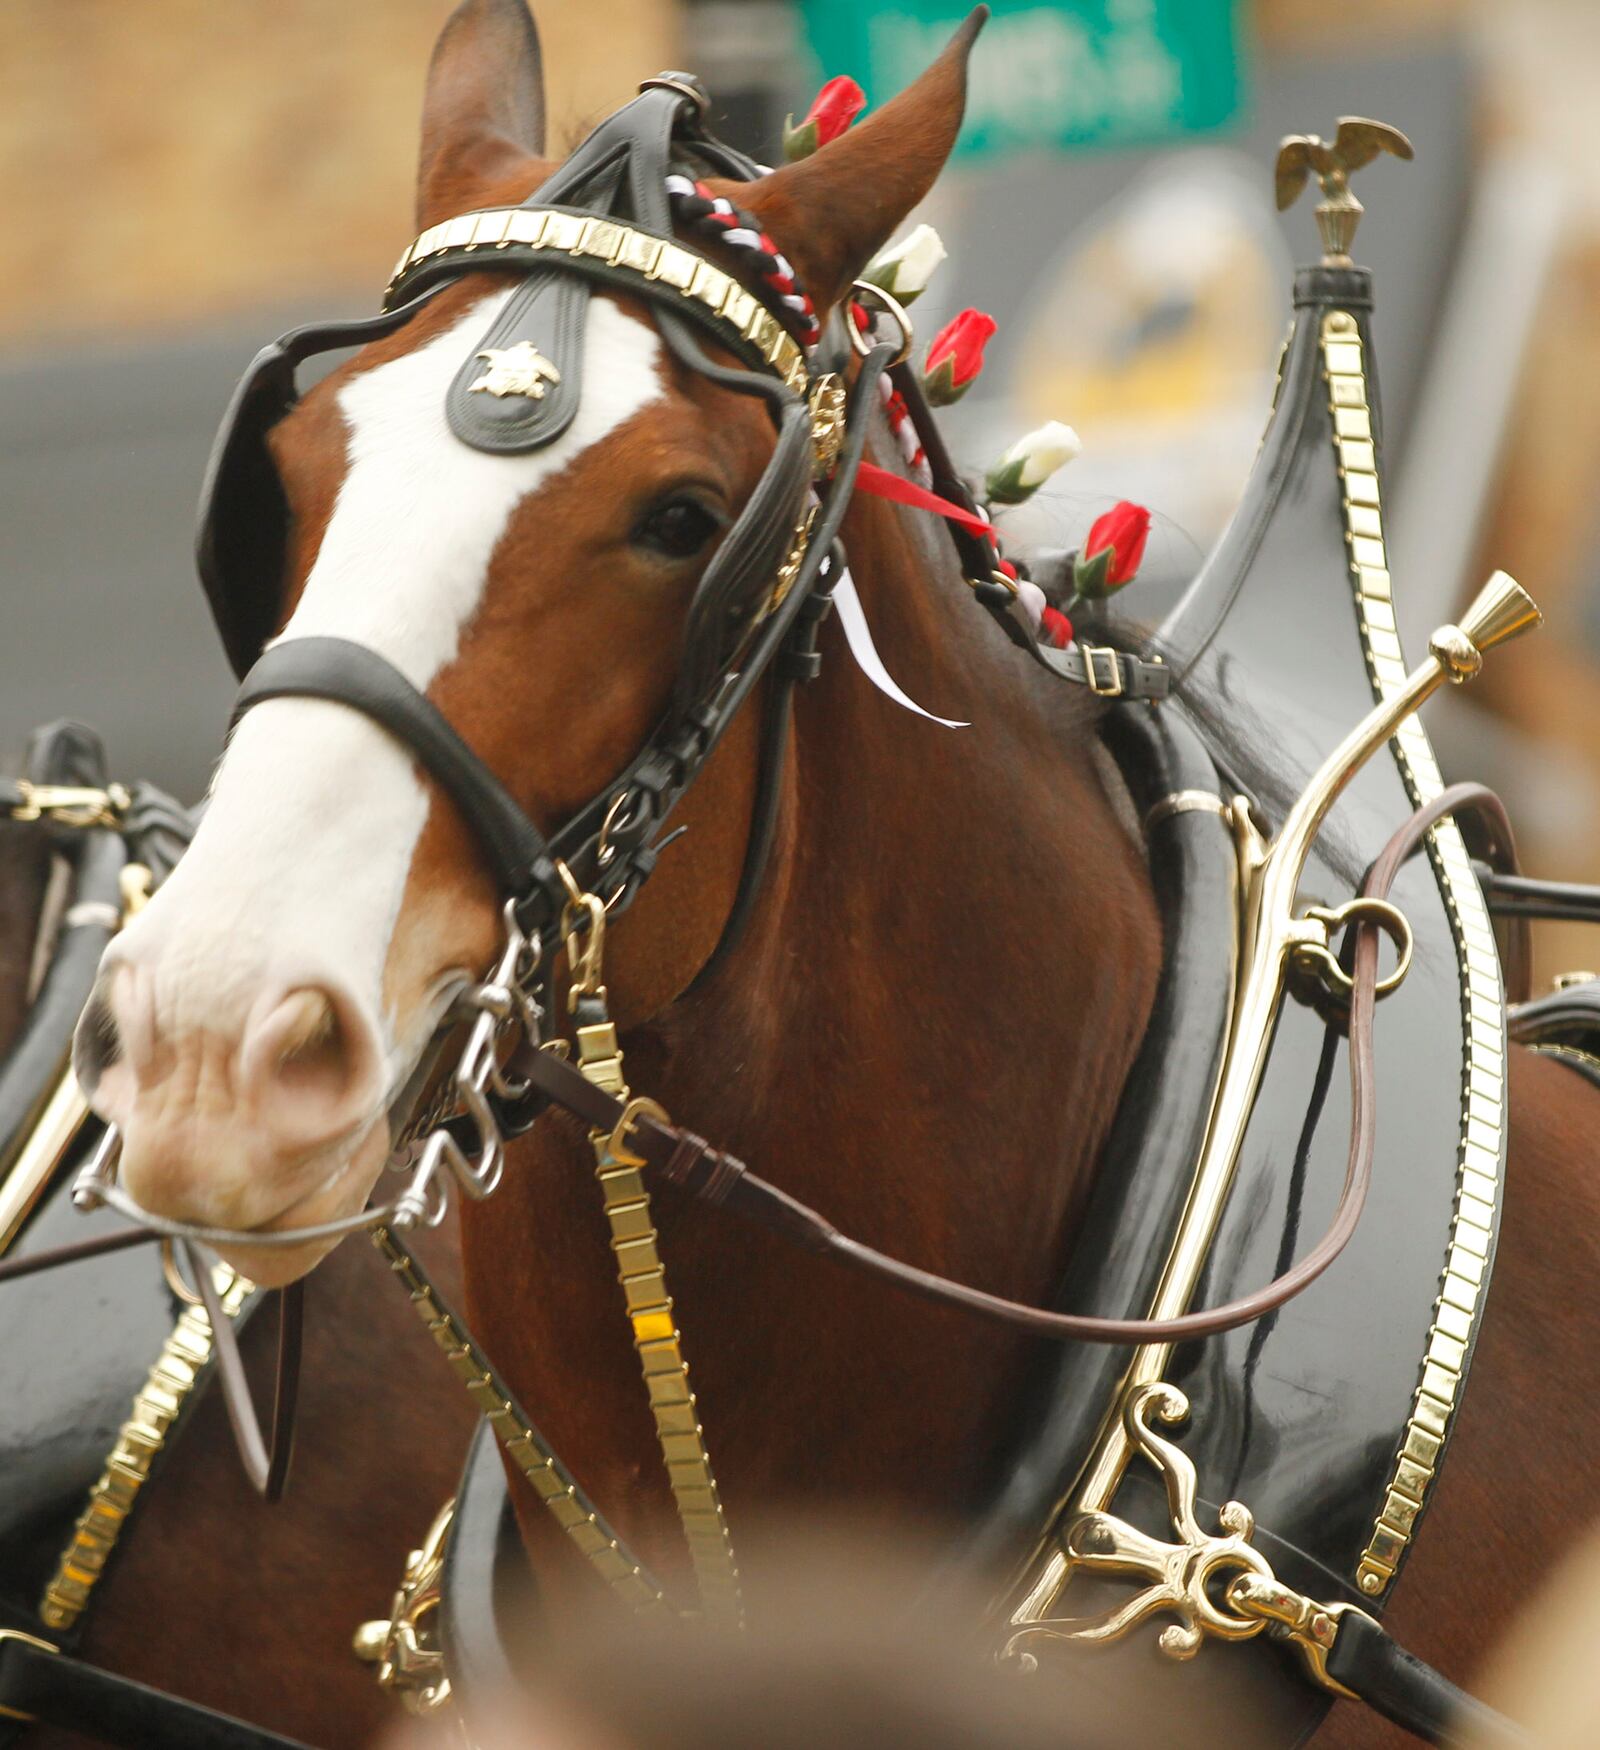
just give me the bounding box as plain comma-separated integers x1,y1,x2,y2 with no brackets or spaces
121,292,665,1086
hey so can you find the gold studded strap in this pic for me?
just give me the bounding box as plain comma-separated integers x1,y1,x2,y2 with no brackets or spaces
384,207,810,396
40,1266,251,1632
572,1010,744,1627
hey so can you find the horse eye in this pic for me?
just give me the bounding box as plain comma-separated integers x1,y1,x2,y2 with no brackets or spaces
633,495,721,560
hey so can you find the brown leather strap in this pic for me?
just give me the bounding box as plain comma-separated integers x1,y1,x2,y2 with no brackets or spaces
511,782,1513,1345
187,1244,302,1502
0,1224,159,1283
0,786,1521,1484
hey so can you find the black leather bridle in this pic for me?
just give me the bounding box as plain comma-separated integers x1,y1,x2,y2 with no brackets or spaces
211,82,836,969
204,75,1169,994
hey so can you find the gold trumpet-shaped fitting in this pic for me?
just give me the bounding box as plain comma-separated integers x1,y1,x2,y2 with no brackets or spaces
1432,569,1543,680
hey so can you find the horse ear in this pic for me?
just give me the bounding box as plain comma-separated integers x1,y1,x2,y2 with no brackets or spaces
416,0,547,229
728,8,986,313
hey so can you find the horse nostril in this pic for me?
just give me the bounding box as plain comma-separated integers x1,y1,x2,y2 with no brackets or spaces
240,984,382,1143
72,983,123,1100
269,989,342,1093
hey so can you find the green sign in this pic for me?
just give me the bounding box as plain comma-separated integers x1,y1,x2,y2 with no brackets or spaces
800,0,1245,160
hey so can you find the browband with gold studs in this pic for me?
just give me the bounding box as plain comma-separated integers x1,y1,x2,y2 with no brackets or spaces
383,208,811,395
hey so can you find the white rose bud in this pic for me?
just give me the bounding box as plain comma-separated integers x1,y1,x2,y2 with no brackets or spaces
983,421,1083,507
860,224,948,305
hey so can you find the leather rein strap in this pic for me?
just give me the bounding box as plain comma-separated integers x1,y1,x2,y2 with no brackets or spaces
188,1246,302,1502
502,782,1516,1348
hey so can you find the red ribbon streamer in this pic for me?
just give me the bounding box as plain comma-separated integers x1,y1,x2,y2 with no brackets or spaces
853,461,996,542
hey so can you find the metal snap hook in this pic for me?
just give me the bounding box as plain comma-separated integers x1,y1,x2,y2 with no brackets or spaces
555,858,608,1012
596,789,642,872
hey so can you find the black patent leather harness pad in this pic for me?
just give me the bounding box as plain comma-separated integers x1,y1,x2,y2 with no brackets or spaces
445,92,676,456
195,294,445,679
445,269,588,452
955,267,1505,1662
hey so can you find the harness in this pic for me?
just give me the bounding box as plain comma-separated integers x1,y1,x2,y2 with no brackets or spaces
4,66,1595,1750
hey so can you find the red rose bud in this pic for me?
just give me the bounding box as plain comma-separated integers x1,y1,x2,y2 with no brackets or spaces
1072,501,1151,601
922,308,997,406
1040,605,1074,649
782,76,867,161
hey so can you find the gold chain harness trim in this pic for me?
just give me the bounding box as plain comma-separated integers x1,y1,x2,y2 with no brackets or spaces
370,1222,669,1615
562,868,743,1627
1322,311,1508,1598
385,208,809,396
40,1264,251,1632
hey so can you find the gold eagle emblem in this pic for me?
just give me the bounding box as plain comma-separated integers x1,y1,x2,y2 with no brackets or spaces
1274,117,1414,213
1273,117,1413,265
467,341,562,400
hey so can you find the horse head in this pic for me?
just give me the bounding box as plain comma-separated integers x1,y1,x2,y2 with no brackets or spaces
72,0,985,1285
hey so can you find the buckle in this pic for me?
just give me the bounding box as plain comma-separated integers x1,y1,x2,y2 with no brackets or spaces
0,1629,58,1723
1081,644,1125,698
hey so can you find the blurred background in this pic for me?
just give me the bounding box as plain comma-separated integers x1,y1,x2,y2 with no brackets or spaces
2,0,1597,981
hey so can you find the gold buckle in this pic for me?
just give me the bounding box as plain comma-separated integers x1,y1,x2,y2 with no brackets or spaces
0,1630,59,1722
608,1096,672,1169
1081,644,1124,698
352,1499,455,1715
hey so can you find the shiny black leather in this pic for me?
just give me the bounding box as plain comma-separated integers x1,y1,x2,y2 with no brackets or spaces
1325,1608,1524,1746
1476,867,1600,926
952,702,1237,1561
195,290,447,678
439,1421,530,1707
936,268,1499,1747
1509,974,1600,1050
234,639,554,904
1507,975,1600,1088
0,1634,313,1750
445,85,682,455
230,340,883,949
0,725,121,1179
447,268,589,452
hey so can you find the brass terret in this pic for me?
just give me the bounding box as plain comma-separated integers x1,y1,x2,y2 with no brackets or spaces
0,864,149,1255
1275,119,1414,265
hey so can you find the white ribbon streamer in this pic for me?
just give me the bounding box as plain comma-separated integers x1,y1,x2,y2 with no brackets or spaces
830,570,969,729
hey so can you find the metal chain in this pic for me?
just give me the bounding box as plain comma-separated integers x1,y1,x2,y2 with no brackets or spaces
73,903,547,1247
371,1222,669,1614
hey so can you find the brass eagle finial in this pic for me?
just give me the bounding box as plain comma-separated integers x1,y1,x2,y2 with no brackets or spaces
1274,117,1414,266
467,341,562,400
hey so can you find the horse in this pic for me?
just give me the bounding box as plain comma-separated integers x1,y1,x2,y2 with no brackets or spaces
65,2,1600,1744
0,752,475,1745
